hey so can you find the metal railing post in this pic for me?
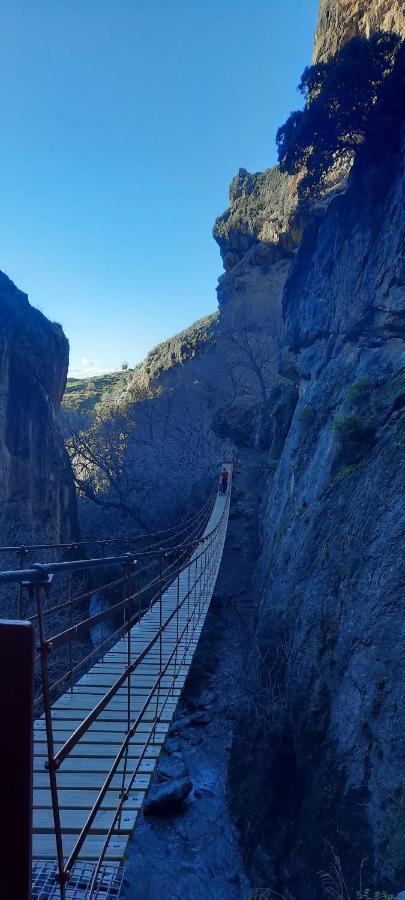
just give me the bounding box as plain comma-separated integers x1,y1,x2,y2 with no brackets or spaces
17,545,28,618
153,552,164,734
118,556,135,819
0,619,34,900
101,540,107,662
68,544,77,693
27,570,67,898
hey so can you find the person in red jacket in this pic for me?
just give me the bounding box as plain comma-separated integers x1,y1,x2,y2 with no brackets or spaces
220,467,229,495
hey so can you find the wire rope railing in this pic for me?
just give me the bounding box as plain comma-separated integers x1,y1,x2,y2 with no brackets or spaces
0,480,218,558
0,463,233,900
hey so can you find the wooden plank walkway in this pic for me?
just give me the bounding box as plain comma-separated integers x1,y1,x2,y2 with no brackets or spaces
33,474,231,865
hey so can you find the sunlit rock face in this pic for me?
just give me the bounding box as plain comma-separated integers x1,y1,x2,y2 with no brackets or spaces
213,167,297,273
0,271,78,546
313,0,405,62
213,166,299,339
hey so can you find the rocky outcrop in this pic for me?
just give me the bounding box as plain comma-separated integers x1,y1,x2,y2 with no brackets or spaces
313,0,405,62
229,116,405,896
213,167,297,272
0,272,78,546
214,0,404,332
213,167,297,331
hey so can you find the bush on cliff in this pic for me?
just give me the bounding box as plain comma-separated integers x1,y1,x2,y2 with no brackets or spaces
276,32,402,199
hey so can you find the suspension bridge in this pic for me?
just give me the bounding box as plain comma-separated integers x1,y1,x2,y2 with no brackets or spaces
0,466,232,899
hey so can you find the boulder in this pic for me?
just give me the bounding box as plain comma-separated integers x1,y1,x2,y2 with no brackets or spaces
168,711,211,735
158,755,188,781
163,737,181,755
143,777,192,816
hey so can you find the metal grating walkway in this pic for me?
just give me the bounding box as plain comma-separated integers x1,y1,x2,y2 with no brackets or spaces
32,860,124,899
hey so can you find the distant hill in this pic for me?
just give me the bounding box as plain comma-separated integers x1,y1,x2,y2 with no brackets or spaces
62,312,218,414
63,370,134,414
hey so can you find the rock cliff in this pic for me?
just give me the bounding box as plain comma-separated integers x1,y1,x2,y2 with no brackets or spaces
228,108,405,896
214,0,404,335
55,3,404,893
313,0,405,62
213,167,296,272
0,272,78,547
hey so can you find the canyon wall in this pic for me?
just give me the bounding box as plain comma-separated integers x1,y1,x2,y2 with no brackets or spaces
0,272,78,548
56,5,404,891
213,166,296,334
313,0,405,62
228,95,404,899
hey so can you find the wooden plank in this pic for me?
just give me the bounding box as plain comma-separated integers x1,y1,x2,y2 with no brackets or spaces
32,833,128,861
34,771,151,790
34,789,145,810
34,808,137,834
34,756,156,774
34,730,166,746
34,742,161,759
35,721,169,737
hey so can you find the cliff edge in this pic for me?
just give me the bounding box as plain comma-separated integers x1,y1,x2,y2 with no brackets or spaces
0,272,78,546
313,0,405,62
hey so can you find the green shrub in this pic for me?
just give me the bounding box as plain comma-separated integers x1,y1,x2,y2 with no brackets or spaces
347,377,374,407
276,32,401,199
335,459,367,482
333,413,375,444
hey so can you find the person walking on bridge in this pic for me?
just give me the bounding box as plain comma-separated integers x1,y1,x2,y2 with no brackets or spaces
220,466,229,495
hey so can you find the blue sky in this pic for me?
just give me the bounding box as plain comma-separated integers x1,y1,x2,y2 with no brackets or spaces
0,0,318,377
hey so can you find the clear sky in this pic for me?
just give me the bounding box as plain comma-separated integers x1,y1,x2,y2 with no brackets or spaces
0,0,318,377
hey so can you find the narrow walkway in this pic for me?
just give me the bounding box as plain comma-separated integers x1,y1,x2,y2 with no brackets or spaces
33,475,232,869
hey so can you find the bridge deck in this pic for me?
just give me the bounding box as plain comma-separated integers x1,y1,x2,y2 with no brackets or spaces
33,479,231,865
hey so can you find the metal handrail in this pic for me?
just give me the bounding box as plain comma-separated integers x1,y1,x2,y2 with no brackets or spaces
0,501,219,588
0,478,219,555
0,463,233,899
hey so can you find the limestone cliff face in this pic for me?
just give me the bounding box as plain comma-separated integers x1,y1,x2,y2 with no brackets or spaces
213,167,296,272
213,166,298,338
214,0,404,332
313,0,405,62
0,272,78,546
229,119,405,896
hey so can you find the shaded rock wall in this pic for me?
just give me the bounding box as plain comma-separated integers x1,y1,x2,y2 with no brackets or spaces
0,272,78,546
229,120,405,896
313,0,405,62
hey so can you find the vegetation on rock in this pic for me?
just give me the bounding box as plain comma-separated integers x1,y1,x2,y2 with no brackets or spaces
277,32,401,199
63,371,133,414
139,312,218,382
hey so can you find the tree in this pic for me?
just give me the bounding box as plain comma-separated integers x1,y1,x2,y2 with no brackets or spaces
276,32,401,200
66,404,153,531
220,313,281,404
65,375,222,537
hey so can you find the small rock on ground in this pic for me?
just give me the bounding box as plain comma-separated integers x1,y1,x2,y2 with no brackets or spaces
158,755,189,781
169,711,211,734
164,736,181,754
143,777,193,816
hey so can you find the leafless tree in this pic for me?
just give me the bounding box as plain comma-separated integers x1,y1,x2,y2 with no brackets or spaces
219,312,282,404
65,376,222,535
